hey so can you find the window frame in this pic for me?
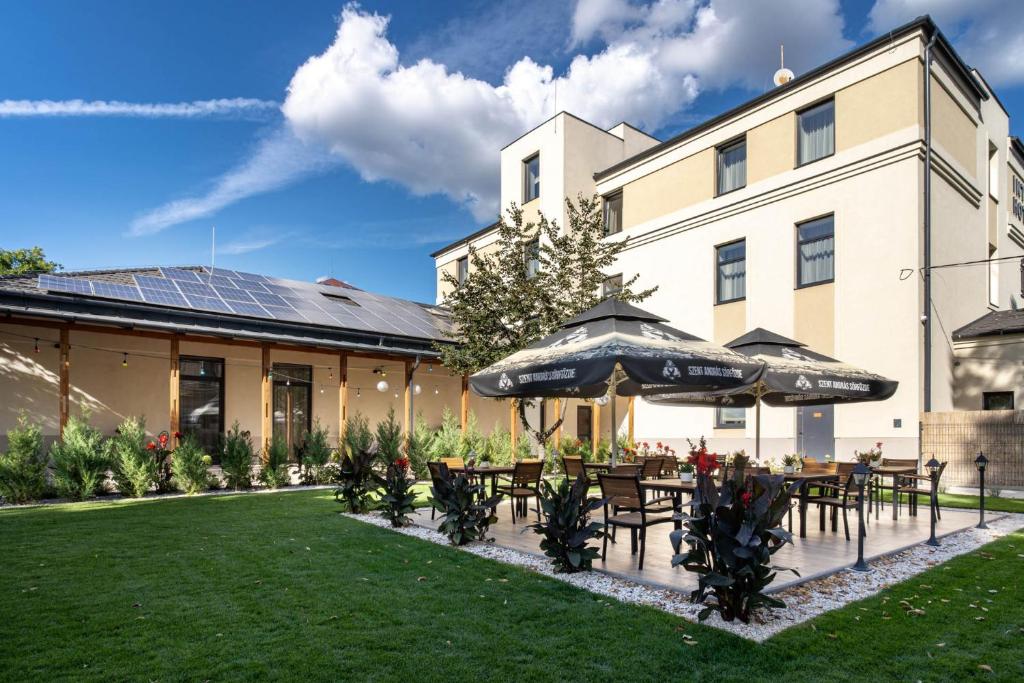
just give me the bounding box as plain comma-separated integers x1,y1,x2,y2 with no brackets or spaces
179,355,225,460
795,98,836,168
715,406,746,429
795,214,835,289
983,391,1014,411
524,238,540,279
456,256,468,286
523,153,540,204
715,238,747,305
602,190,623,236
602,273,623,299
271,363,313,456
715,136,747,197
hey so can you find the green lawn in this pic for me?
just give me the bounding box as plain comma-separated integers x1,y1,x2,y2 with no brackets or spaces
1,489,1022,682
870,490,1024,514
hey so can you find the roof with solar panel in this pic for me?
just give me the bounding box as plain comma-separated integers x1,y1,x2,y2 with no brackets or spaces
0,265,452,354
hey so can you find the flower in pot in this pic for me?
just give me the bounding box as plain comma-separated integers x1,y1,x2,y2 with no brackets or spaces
679,462,695,482
854,442,883,467
781,454,799,474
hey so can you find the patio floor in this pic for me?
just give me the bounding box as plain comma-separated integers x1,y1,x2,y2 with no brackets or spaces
410,498,984,594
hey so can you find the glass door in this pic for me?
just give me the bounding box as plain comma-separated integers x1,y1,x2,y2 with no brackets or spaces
272,364,312,457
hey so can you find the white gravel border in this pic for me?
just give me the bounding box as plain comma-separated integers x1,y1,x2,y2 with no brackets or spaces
342,510,1024,642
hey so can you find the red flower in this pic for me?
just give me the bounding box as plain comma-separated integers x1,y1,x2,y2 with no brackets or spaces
173,431,183,439
394,457,410,472
146,441,156,451
158,433,169,447
740,490,752,507
875,441,883,449
656,441,663,448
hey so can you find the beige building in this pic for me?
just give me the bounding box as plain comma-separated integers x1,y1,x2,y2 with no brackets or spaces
432,16,1024,461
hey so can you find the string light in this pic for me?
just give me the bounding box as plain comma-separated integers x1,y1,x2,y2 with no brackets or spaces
34,338,40,354
356,388,361,398
329,367,334,380
122,353,128,368
434,385,439,395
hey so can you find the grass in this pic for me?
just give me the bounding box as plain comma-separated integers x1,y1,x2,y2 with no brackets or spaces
871,490,1024,514
1,489,1022,682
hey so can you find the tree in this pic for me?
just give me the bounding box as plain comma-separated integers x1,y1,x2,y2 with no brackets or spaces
437,194,656,446
0,247,60,275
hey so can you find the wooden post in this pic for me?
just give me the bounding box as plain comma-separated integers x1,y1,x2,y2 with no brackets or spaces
592,402,601,453
58,326,70,438
627,396,635,444
510,400,518,449
169,337,180,443
338,352,348,451
260,344,271,453
403,359,413,439
460,374,469,432
553,398,562,445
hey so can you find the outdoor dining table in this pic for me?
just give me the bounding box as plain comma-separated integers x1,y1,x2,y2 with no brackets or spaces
870,465,917,521
639,479,695,530
783,472,841,539
447,465,515,499
583,462,642,474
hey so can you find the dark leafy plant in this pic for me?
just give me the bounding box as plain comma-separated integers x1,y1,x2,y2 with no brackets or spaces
298,419,334,485
670,464,802,623
170,433,214,495
378,457,417,527
110,416,159,498
50,413,111,500
259,434,290,489
220,422,255,490
526,474,607,573
0,414,47,504
430,468,502,545
334,445,380,513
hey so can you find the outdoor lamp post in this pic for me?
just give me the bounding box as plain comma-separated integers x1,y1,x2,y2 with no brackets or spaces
925,457,941,547
975,452,989,530
851,462,871,572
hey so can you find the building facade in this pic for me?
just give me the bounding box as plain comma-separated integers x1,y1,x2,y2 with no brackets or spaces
432,17,1024,461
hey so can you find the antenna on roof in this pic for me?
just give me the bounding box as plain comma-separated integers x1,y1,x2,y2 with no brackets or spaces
209,225,216,283
773,44,794,87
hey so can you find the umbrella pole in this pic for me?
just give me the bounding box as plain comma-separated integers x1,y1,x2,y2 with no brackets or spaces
754,383,764,462
610,393,618,465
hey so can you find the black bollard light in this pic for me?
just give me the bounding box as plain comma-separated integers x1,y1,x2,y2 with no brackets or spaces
925,457,941,547
975,452,989,530
851,462,871,572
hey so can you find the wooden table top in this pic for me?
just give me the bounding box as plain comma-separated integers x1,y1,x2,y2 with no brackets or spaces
447,465,515,475
639,479,697,493
872,465,918,475
783,471,839,482
584,462,641,471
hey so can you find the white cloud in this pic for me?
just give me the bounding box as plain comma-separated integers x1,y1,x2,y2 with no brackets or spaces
128,127,338,236
868,1,1024,87
219,235,283,255
0,97,278,118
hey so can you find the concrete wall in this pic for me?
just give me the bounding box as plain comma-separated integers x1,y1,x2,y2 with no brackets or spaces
952,335,1024,411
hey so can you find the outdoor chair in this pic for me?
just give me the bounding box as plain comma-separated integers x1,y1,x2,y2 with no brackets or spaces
440,457,465,470
597,473,676,570
638,456,664,480
495,460,544,524
801,458,837,474
874,457,919,517
659,457,679,479
562,455,596,486
899,461,947,519
811,471,866,540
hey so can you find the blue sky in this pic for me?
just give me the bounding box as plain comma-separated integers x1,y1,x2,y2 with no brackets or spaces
2,0,1023,303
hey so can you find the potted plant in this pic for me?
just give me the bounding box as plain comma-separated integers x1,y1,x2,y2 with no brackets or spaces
782,454,799,474
679,461,695,482
854,442,883,468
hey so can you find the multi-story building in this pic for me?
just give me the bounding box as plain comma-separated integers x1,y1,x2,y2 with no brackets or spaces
432,16,1024,460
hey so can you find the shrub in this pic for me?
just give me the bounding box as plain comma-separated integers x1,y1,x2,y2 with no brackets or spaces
484,425,512,466
298,419,334,485
342,412,374,459
110,416,159,498
429,407,463,459
170,434,214,494
670,464,802,623
527,474,606,573
460,410,485,458
375,408,403,462
430,467,502,545
334,445,380,513
220,422,255,490
378,457,417,527
0,414,48,504
259,434,290,489
50,413,111,500
405,415,434,479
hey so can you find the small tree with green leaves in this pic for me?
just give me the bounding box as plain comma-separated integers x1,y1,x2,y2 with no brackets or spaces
50,413,111,500
459,410,486,459
0,414,48,503
437,195,655,446
299,419,334,484
220,422,255,490
259,434,291,489
429,407,464,460
375,408,403,463
110,416,160,498
342,412,374,459
171,434,214,494
0,247,60,275
405,414,434,479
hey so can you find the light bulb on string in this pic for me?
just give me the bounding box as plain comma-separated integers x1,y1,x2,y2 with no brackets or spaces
356,388,361,398
34,338,40,354
122,353,128,368
433,385,439,395
329,367,334,380
376,380,389,393
414,384,422,396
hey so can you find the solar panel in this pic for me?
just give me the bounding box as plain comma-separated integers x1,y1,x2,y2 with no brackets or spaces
231,278,269,293
263,284,296,296
208,275,235,288
209,267,239,278
227,301,269,317
185,295,233,313
233,271,269,283
140,288,188,307
175,281,218,297
249,291,288,308
160,267,203,282
91,282,144,301
38,275,92,295
135,275,178,291
263,305,308,323
214,286,254,302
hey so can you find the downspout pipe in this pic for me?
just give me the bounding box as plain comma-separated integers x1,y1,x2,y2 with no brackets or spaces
407,355,421,438
923,32,938,414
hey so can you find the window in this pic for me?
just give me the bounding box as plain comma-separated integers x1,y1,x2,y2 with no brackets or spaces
797,99,835,165
179,356,224,459
524,238,540,278
716,239,746,303
983,391,1014,410
716,138,746,195
603,191,623,236
523,153,540,203
577,405,592,444
797,215,835,287
273,364,312,457
456,256,468,286
602,274,623,298
716,406,746,429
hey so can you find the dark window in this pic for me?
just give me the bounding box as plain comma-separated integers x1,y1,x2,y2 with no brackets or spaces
524,238,540,278
716,239,746,304
273,364,312,458
716,138,746,195
456,256,468,286
797,99,835,165
983,391,1014,410
603,191,623,236
602,274,623,299
716,406,746,429
577,405,592,445
179,356,224,459
524,153,540,203
797,215,835,287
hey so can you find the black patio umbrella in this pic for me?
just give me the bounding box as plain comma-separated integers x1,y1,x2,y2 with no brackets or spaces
644,328,899,459
469,299,765,462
